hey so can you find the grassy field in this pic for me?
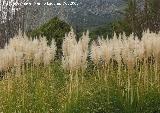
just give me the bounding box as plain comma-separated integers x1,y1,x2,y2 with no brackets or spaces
0,60,160,113
0,30,160,113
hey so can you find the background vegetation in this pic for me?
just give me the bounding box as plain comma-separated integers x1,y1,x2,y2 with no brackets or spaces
91,0,160,39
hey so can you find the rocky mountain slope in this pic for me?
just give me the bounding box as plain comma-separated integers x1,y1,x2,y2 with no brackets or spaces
24,0,126,30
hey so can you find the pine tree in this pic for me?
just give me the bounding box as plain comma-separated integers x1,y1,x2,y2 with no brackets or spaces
148,0,160,32
122,0,144,37
142,0,150,30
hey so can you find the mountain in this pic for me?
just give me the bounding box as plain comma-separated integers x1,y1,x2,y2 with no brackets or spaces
24,0,127,31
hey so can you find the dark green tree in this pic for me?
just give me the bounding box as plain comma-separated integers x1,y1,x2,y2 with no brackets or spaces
28,17,70,54
142,0,150,30
113,0,143,38
148,0,160,32
125,0,144,37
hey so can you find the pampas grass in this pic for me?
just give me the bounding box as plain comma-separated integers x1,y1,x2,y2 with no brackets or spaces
0,30,56,78
62,28,89,72
1,28,160,112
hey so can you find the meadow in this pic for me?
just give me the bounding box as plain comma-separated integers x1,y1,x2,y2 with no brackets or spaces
0,29,160,113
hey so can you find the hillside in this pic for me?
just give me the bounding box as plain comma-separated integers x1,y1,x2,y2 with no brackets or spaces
24,0,127,31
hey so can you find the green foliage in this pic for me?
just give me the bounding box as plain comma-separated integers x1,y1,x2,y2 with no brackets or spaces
112,0,143,38
89,23,114,40
147,0,160,32
112,20,132,36
112,0,160,38
89,20,131,41
28,17,70,48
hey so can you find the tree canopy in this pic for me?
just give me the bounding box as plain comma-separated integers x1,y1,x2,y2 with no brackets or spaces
113,0,160,38
28,17,71,48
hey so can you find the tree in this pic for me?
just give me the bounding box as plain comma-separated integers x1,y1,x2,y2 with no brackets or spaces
124,0,144,37
28,17,71,55
148,0,160,32
113,0,143,38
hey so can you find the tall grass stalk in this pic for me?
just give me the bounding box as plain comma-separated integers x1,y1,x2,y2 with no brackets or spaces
1,29,160,112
